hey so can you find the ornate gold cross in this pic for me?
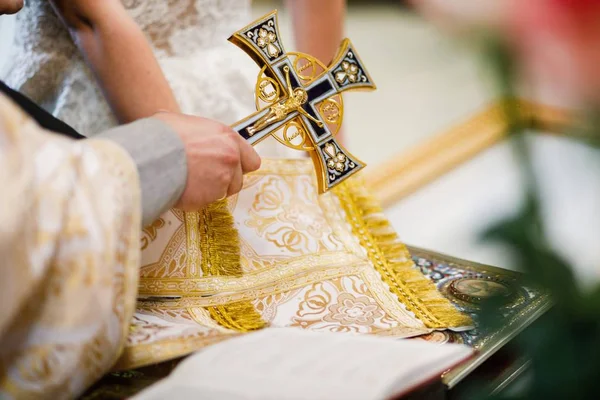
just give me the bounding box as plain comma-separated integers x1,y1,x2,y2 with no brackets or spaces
229,10,376,193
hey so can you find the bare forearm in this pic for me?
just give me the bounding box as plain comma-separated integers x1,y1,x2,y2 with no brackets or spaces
79,21,179,122
286,0,346,65
287,0,347,144
51,1,180,123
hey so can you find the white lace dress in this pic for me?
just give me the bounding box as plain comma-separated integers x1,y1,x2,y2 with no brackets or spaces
2,0,289,156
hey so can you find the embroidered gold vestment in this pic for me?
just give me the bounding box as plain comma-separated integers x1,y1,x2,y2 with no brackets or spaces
0,94,141,399
0,90,471,399
113,10,467,370
122,160,472,370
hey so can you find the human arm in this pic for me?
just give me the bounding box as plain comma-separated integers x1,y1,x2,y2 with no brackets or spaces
0,78,222,226
48,0,180,123
97,119,187,225
99,112,261,225
286,0,347,144
286,0,346,65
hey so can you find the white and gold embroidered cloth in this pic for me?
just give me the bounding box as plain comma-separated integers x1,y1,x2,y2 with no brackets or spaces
0,91,471,398
0,94,141,399
121,160,471,370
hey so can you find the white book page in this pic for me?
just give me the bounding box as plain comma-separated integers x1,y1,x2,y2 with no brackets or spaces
133,329,473,400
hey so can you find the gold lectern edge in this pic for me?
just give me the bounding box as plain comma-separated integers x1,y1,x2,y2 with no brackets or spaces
364,98,576,208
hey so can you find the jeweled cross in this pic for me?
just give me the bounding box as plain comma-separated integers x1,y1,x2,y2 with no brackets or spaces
229,10,376,194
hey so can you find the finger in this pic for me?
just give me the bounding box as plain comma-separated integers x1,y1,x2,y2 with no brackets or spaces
232,130,261,173
226,161,244,196
0,0,23,14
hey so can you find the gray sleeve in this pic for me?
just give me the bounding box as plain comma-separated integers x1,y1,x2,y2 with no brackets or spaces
97,118,187,227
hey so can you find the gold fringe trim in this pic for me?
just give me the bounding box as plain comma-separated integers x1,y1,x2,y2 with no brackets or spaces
200,200,243,277
207,303,267,331
199,200,266,332
335,179,472,329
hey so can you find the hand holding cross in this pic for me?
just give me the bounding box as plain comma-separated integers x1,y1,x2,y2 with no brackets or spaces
229,10,376,194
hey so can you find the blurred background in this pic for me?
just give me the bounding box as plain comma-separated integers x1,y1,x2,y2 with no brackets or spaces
1,0,598,285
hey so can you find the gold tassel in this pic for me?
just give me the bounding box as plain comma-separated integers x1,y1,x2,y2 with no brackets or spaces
335,179,472,329
208,303,269,332
199,200,266,332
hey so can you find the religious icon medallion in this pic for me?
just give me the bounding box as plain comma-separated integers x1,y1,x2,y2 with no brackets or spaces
448,277,516,304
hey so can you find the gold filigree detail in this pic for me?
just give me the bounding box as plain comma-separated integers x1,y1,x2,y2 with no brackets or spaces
128,315,172,344
320,98,342,125
297,282,331,317
256,27,279,58
265,227,309,253
335,60,360,84
231,12,376,193
115,331,237,371
282,121,314,151
253,53,344,151
138,254,366,300
141,218,165,250
293,54,319,82
256,75,280,104
247,66,322,136
324,142,349,173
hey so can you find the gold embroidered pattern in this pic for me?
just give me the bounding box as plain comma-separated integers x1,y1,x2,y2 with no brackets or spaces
124,265,432,370
253,290,301,323
127,160,465,370
324,293,384,326
199,200,266,332
141,218,165,250
246,176,334,253
334,179,472,329
0,94,141,398
139,259,369,307
290,278,389,333
138,252,361,297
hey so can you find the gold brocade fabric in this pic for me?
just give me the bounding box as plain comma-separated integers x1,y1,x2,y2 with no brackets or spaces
0,94,141,399
121,159,472,370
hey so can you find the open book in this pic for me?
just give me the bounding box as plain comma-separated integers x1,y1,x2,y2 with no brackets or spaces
132,329,474,400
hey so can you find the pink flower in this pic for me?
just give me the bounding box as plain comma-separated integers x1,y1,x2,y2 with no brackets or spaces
412,0,600,107
510,0,600,106
410,0,511,33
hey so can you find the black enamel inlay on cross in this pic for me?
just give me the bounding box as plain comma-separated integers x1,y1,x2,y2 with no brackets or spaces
237,112,262,141
318,139,361,186
237,123,254,142
276,64,335,141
